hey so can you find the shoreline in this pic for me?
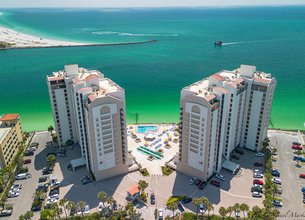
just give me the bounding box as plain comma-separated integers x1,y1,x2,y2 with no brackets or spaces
0,25,157,50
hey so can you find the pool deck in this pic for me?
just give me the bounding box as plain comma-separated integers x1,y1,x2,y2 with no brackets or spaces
127,124,179,175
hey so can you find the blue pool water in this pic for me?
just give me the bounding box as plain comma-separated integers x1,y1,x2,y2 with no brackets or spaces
137,125,158,133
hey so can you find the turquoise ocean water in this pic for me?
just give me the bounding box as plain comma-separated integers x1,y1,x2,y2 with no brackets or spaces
0,7,305,131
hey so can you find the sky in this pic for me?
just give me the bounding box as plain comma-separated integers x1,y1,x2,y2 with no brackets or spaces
1,0,305,8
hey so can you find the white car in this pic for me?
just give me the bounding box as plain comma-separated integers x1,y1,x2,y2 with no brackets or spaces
253,173,264,178
84,205,90,215
189,177,198,185
48,194,59,200
158,209,163,219
272,178,282,184
98,202,104,212
199,204,205,213
256,152,265,157
253,169,262,173
273,200,283,207
215,174,225,181
8,191,19,198
252,192,262,198
253,184,263,188
10,187,20,192
47,198,58,204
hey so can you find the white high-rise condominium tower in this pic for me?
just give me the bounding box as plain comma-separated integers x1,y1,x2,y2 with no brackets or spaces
47,64,128,180
177,65,276,181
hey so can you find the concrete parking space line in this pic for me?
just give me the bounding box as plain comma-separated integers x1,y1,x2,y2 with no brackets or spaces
221,190,255,199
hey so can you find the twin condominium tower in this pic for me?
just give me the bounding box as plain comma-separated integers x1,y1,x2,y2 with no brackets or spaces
47,64,276,181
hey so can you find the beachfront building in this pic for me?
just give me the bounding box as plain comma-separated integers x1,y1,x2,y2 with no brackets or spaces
177,65,276,180
0,114,23,168
47,64,128,180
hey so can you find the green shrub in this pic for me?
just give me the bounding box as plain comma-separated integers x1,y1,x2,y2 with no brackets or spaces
139,168,149,176
161,166,174,176
166,195,186,206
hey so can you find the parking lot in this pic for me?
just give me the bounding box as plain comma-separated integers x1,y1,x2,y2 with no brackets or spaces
5,131,52,220
269,130,305,218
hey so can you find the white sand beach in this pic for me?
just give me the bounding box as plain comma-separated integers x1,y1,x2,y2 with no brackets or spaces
0,26,88,48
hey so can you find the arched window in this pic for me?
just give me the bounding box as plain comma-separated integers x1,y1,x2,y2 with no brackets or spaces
100,106,110,114
192,105,200,113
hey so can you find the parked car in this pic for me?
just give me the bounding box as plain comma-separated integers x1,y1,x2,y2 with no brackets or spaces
0,209,12,217
98,202,104,212
112,201,118,210
36,184,48,193
8,191,19,198
271,169,280,177
253,179,264,185
235,149,244,155
210,180,220,187
10,187,20,193
253,173,264,178
16,173,30,180
58,153,67,158
70,206,76,217
252,192,263,198
198,181,207,190
302,187,305,193
23,159,32,164
182,197,192,204
135,138,141,143
39,176,48,183
273,200,283,207
11,184,22,189
231,154,240,160
199,203,205,213
253,169,262,173
31,206,41,212
293,142,301,146
254,162,263,167
30,142,39,147
255,152,265,157
150,193,155,205
251,186,263,193
195,179,202,186
292,145,302,150
24,150,34,156
189,177,197,185
272,178,282,185
82,176,93,185
158,209,163,220
300,174,305,179
215,174,225,181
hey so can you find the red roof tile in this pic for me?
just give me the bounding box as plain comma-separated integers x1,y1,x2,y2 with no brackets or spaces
0,114,19,121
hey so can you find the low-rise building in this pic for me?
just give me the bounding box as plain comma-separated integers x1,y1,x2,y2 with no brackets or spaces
0,114,23,168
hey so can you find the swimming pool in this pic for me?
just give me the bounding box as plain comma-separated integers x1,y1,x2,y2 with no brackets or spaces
137,125,158,133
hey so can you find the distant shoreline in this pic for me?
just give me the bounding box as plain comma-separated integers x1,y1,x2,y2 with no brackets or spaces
0,39,157,50
0,25,157,50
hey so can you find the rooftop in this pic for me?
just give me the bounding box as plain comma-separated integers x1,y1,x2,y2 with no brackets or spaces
0,114,19,121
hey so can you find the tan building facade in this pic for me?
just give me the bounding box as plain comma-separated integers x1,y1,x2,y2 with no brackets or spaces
177,65,276,181
47,65,128,180
0,114,23,168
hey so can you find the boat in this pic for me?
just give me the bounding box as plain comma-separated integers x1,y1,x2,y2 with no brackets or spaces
214,41,223,46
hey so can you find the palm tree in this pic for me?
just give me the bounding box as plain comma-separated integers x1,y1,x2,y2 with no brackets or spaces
138,180,148,194
219,206,227,219
192,197,201,218
40,209,54,220
239,203,249,219
251,205,263,219
167,202,178,219
200,196,209,218
51,203,61,220
23,211,34,220
207,202,214,217
98,191,108,203
59,198,68,219
66,201,75,218
233,203,240,217
48,125,54,135
227,206,233,217
78,201,86,217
